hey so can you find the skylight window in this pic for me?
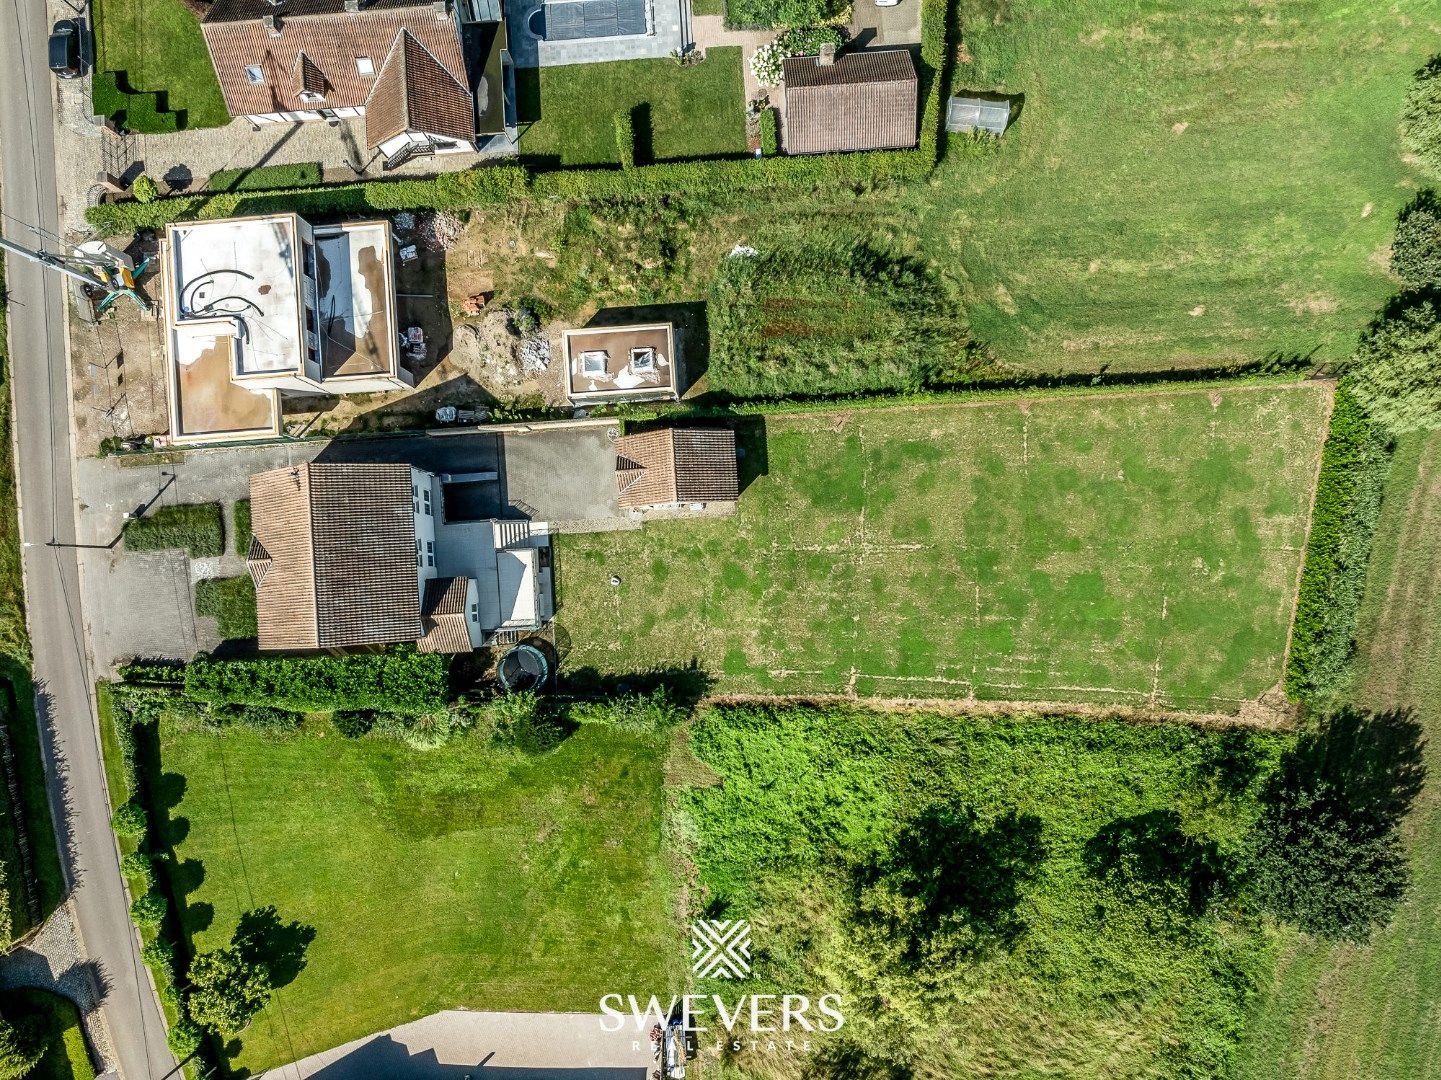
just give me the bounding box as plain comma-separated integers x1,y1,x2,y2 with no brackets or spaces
355,55,375,77
630,347,657,373
244,64,265,85
580,350,609,376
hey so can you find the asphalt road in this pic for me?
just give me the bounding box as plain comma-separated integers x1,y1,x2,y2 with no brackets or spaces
0,1,177,1076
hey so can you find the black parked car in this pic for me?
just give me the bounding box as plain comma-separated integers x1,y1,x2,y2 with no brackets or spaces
48,20,81,80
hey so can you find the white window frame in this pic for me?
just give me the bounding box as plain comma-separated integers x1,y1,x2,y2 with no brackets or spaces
355,55,375,77
580,350,608,376
244,64,265,85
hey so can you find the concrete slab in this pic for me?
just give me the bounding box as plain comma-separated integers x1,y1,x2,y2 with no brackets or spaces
256,1010,652,1080
849,0,921,48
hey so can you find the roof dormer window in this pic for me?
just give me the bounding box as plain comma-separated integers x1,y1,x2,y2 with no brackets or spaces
299,90,325,104
244,64,265,85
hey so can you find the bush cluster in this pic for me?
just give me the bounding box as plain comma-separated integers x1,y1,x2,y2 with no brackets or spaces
122,503,225,558
1346,296,1441,432
1391,193,1441,290
184,652,451,714
194,576,257,641
726,0,842,30
1402,55,1441,177
1285,386,1394,701
750,26,848,87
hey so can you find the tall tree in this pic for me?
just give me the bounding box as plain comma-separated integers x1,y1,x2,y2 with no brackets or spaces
187,946,272,1036
1344,299,1441,432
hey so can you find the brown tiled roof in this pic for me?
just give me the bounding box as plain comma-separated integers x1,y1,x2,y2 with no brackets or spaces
365,29,475,149
249,463,422,651
295,51,327,96
201,2,469,119
782,49,918,155
418,577,472,653
615,429,739,508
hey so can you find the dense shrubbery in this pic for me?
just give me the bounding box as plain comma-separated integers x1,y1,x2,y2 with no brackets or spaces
209,163,323,193
726,0,842,29
569,687,686,733
918,0,955,162
1345,296,1441,432
123,503,224,558
750,26,848,87
1284,386,1393,701
707,242,968,398
184,652,450,714
1391,191,1441,289
1402,55,1441,177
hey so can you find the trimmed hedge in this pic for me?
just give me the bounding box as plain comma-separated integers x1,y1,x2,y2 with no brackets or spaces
759,108,778,156
1285,384,1394,700
86,147,933,234
209,163,323,192
918,0,955,163
184,652,450,714
123,503,224,558
615,109,636,170
92,71,179,134
194,577,257,641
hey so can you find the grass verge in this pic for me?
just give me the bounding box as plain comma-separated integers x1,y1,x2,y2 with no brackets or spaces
558,385,1331,710
0,988,94,1080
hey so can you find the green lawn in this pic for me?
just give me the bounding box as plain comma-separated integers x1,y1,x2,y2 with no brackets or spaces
92,0,229,130
517,48,746,166
558,385,1331,710
683,702,1285,1077
1232,429,1441,1079
159,724,682,1074
907,0,1431,371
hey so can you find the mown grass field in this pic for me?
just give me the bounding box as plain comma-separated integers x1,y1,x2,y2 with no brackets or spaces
516,48,746,167
1233,429,1441,1079
158,724,682,1074
682,703,1286,1077
908,0,1432,371
558,386,1330,710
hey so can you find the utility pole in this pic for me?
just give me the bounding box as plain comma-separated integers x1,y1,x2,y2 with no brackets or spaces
0,231,152,313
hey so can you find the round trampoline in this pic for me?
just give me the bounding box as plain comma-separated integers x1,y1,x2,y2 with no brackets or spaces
498,643,550,692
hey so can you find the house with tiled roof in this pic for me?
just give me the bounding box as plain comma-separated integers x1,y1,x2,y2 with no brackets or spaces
200,0,514,166
615,428,740,512
782,46,918,155
246,462,552,652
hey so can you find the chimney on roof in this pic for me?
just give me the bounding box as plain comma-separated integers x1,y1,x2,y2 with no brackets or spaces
818,42,835,65
343,0,360,11
432,0,448,19
262,13,281,35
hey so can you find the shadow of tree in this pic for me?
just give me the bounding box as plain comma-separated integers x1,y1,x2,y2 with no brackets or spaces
232,905,316,991
856,804,1046,964
1083,809,1233,916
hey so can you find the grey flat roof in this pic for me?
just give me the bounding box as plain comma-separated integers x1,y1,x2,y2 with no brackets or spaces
947,96,1010,134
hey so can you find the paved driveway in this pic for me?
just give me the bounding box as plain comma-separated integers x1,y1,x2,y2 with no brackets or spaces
75,424,635,667
257,1011,652,1080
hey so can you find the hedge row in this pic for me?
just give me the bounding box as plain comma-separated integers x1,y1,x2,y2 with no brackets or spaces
105,686,213,1063
614,365,1320,427
208,162,323,193
918,0,954,163
92,72,179,135
184,651,450,714
123,503,225,558
1284,384,1394,700
86,148,932,234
